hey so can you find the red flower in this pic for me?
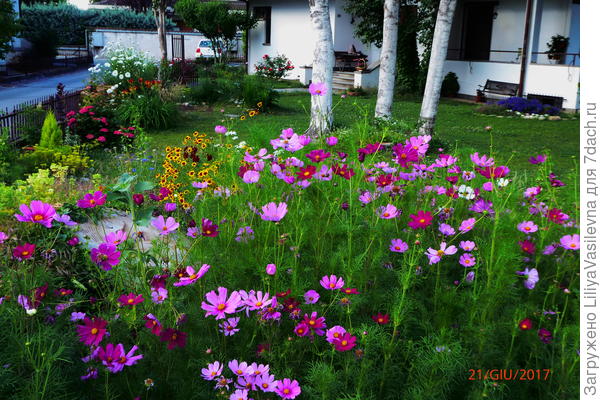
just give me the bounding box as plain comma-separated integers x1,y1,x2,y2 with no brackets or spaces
296,165,316,180
117,293,144,307
160,328,187,349
341,288,359,295
76,317,108,346
13,243,35,260
518,318,533,331
372,313,390,325
276,289,291,298
519,240,536,254
332,164,355,180
201,218,219,237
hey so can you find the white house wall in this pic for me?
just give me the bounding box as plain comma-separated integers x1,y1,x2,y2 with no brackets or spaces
525,64,579,109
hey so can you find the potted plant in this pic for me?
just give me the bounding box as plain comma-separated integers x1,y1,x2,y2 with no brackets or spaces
546,35,569,63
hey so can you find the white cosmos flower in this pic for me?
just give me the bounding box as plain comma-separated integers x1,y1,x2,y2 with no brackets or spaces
458,185,475,200
497,178,509,187
111,70,119,77
125,72,131,78
119,74,124,79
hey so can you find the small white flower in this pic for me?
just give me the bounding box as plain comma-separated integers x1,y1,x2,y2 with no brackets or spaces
26,308,37,316
125,72,131,78
458,185,475,200
497,178,509,187
119,74,124,79
111,70,119,77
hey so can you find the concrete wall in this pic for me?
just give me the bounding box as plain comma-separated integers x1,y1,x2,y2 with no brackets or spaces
91,29,225,62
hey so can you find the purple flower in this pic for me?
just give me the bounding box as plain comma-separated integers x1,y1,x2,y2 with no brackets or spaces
235,226,254,242
201,287,242,320
425,242,457,265
260,202,288,222
104,230,127,246
439,223,455,236
517,221,538,234
151,287,168,304
77,191,106,208
529,154,547,165
228,360,254,377
516,267,539,289
14,201,56,228
53,213,77,226
308,82,327,96
201,361,223,381
0,231,7,243
242,170,260,183
275,378,301,399
458,218,476,233
377,204,400,219
266,263,276,275
559,234,580,250
459,240,476,251
465,271,475,282
90,243,121,270
174,264,211,286
71,312,86,321
164,202,177,212
219,317,240,336
459,253,476,267
389,239,408,253
320,274,344,290
215,125,228,134
303,290,320,304
326,136,338,146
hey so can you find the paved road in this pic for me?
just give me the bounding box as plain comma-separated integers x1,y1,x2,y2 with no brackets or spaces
0,68,91,111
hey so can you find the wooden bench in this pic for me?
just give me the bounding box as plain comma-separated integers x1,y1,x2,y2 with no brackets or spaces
479,79,519,97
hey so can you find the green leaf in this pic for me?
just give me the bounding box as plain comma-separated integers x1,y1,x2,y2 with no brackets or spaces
71,278,87,291
134,180,155,193
134,207,154,226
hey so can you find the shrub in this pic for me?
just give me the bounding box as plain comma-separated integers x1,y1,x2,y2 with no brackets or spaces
66,105,136,148
39,112,63,148
89,44,158,92
20,4,174,45
254,54,295,80
239,75,278,109
117,90,178,130
440,72,460,97
187,78,238,105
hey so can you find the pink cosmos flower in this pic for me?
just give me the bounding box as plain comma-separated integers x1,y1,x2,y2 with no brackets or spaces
516,267,539,289
242,170,260,183
104,230,128,246
219,317,240,336
256,373,277,392
320,274,344,290
333,332,357,351
326,136,338,146
460,240,476,251
13,243,35,260
458,218,476,233
229,389,248,400
215,125,227,134
306,149,331,163
439,223,455,236
543,243,558,255
159,328,187,349
470,152,495,167
529,154,547,164
482,181,493,192
77,191,107,208
76,317,107,346
275,378,301,399
266,263,276,275
90,243,121,270
244,291,272,311
559,234,580,250
201,361,223,381
174,264,211,286
96,344,142,373
389,239,409,253
260,202,288,222
408,210,432,229
308,82,327,96
229,360,254,377
326,325,347,344
425,242,458,265
118,293,144,307
14,200,56,228
0,231,7,243
517,221,538,234
294,322,310,337
304,289,320,304
378,204,400,219
524,186,542,199
392,143,419,168
151,287,168,304
152,215,179,235
459,253,476,267
201,287,242,320
302,311,327,336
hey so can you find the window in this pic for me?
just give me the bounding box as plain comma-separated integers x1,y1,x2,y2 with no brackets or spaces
254,6,271,45
461,2,496,61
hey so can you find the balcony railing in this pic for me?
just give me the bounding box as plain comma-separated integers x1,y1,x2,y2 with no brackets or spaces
447,49,580,66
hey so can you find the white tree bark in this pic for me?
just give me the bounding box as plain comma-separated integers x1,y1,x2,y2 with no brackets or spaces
153,0,168,81
308,0,334,136
418,0,457,134
375,0,400,120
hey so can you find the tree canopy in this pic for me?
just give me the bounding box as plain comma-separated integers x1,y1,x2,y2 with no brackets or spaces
0,0,20,60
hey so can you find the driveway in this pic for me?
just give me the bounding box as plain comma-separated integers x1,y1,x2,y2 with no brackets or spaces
0,68,91,111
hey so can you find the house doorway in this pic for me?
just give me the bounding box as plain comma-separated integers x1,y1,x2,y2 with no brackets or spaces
462,2,496,60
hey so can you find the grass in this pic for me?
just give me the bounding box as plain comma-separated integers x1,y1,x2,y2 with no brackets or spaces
147,93,579,174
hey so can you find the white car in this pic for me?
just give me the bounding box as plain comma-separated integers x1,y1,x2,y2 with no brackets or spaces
195,40,222,58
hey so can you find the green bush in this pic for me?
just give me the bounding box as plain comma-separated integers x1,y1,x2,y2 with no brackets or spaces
474,103,513,116
239,75,278,109
117,91,178,130
39,112,63,148
187,78,239,105
20,4,175,45
441,72,460,97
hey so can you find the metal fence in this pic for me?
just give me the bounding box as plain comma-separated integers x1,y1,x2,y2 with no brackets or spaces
0,84,82,143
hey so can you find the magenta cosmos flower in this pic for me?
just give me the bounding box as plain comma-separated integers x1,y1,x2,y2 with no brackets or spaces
559,234,580,250
458,218,476,233
275,378,301,399
304,289,320,304
90,243,121,270
174,264,211,286
219,317,240,336
152,215,179,235
77,191,107,208
459,253,476,267
13,243,35,260
326,325,347,343
517,221,538,234
260,202,288,222
333,332,357,351
215,125,227,134
96,343,143,373
408,210,433,229
201,287,242,320
76,317,108,346
14,200,56,228
306,149,331,163
320,274,344,290
390,239,409,253
308,82,327,96
160,328,187,349
426,242,458,264
266,263,277,275
201,218,219,237
302,311,327,336
118,293,144,307
378,204,400,219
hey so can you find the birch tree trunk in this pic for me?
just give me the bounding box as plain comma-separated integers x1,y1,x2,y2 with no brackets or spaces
375,0,400,119
153,0,168,80
307,0,334,136
418,0,457,134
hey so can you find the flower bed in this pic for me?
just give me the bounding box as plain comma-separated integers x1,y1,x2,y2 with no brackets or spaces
0,103,579,399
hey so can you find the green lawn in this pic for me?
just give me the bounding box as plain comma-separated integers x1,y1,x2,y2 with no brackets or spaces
147,93,579,174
